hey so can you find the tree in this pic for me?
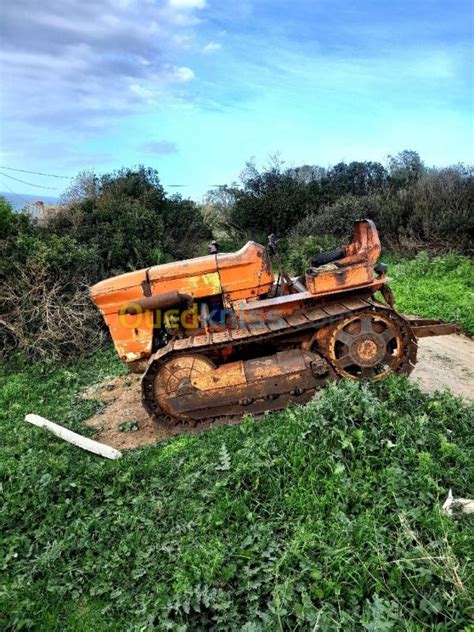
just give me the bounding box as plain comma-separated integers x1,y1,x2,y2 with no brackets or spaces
201,185,240,236
326,161,388,197
60,170,99,206
49,166,210,277
388,150,424,188
288,165,327,184
227,160,311,239
163,194,211,260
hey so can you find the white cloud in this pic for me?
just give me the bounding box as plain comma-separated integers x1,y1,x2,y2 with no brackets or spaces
173,33,194,48
203,41,222,54
129,83,155,101
0,0,203,153
169,0,206,9
167,11,201,27
174,66,195,81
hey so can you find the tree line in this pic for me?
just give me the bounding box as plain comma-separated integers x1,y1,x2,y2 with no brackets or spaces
203,150,473,255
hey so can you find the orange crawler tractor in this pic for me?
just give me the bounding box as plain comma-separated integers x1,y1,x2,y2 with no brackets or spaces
91,220,459,426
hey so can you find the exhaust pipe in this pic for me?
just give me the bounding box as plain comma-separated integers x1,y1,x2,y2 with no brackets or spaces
120,290,193,315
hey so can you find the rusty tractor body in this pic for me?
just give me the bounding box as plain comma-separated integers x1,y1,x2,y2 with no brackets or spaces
90,220,459,426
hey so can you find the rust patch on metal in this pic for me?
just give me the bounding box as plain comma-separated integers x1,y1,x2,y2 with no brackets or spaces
408,319,461,338
151,348,335,422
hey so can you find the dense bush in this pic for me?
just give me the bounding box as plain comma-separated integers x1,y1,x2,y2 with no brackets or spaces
227,162,311,240
286,166,473,265
217,159,392,242
1,353,472,629
206,152,473,256
407,167,474,252
50,167,211,277
0,200,103,360
290,194,379,239
1,259,104,361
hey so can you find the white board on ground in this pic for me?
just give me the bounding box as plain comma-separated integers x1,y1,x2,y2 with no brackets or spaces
25,414,122,460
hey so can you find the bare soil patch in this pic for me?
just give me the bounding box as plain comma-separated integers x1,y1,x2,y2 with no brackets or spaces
84,375,168,450
410,333,473,398
83,334,474,450
83,374,244,450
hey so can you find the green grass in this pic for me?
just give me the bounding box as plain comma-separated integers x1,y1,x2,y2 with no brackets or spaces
1,348,473,630
383,253,474,336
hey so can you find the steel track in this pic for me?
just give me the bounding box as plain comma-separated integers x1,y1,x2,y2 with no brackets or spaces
141,296,417,427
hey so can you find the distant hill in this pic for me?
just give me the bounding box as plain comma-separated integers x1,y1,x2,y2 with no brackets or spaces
1,191,59,211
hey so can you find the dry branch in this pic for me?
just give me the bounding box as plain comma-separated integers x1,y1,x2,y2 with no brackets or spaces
0,262,105,360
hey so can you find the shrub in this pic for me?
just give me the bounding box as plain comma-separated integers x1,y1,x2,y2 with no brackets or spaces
1,262,104,360
0,201,104,360
287,165,473,256
207,154,472,255
50,167,211,277
226,161,311,240
0,195,95,361
408,167,474,253
291,195,373,239
162,195,212,260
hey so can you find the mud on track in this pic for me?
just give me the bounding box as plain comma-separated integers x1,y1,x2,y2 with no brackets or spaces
84,334,474,451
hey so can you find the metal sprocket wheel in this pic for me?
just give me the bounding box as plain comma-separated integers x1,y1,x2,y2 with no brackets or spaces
327,309,416,381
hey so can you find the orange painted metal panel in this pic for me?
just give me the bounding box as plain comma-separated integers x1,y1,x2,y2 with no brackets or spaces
90,241,274,363
103,311,154,362
306,261,374,294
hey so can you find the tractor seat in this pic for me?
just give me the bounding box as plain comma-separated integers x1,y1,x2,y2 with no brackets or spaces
310,247,345,268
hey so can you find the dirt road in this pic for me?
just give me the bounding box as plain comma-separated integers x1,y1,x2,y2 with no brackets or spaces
84,334,473,450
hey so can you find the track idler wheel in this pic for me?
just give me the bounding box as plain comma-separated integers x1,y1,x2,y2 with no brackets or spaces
153,354,216,421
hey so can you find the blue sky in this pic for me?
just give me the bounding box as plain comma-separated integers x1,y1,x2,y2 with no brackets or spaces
1,0,473,200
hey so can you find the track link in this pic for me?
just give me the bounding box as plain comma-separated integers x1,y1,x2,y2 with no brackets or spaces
142,296,417,426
